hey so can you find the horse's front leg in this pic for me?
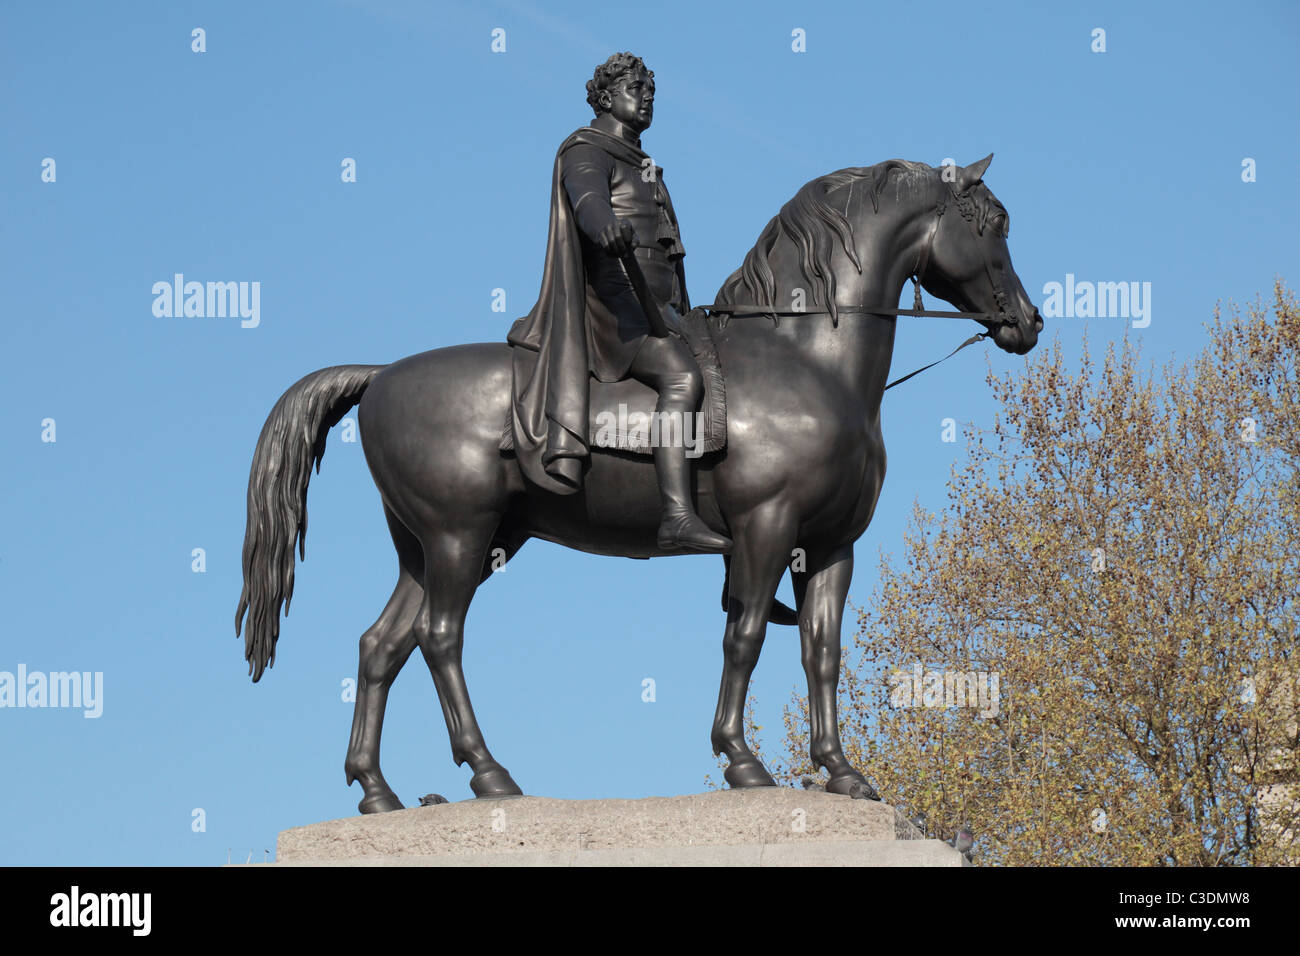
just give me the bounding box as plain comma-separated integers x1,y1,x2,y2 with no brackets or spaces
710,507,796,788
794,543,880,800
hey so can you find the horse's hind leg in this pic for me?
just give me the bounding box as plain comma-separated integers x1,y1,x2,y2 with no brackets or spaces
415,523,523,798
344,506,423,813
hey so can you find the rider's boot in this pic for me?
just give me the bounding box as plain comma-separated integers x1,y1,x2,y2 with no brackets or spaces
654,440,732,553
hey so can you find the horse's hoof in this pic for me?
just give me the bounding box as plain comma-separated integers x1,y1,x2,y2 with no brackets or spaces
358,791,404,814
724,757,777,789
418,793,449,806
825,773,881,801
470,766,524,798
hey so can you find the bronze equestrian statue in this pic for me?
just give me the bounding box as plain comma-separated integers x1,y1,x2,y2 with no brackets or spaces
235,53,1043,814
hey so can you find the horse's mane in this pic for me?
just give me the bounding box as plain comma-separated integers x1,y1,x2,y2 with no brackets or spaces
716,158,936,324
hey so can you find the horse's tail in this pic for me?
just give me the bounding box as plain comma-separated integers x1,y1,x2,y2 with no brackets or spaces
235,364,385,682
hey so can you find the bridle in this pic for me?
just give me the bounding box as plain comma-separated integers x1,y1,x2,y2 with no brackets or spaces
693,184,1022,390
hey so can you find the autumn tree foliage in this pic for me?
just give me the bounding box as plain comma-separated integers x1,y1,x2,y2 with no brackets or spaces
762,281,1299,865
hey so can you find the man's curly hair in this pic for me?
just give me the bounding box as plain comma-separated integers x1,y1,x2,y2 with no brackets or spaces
586,52,653,115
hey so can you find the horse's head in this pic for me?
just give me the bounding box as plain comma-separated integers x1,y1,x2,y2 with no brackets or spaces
714,154,1042,357
919,155,1042,355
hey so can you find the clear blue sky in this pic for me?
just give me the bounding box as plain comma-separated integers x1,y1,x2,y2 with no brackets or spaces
2,0,1296,865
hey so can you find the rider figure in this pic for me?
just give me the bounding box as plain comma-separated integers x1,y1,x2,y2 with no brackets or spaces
561,53,731,552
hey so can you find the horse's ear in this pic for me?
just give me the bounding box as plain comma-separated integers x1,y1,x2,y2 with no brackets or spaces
957,153,993,191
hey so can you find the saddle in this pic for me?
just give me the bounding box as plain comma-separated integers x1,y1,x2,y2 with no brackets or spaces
501,307,727,457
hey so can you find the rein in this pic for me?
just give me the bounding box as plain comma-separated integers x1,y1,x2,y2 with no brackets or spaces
695,299,992,391
694,186,1018,391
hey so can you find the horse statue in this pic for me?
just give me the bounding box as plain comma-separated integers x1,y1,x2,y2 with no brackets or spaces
235,154,1042,813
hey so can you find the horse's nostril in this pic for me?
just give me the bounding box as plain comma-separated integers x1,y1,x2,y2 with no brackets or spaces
1034,313,1043,332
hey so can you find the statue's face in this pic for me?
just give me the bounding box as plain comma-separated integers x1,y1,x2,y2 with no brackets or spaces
604,69,654,133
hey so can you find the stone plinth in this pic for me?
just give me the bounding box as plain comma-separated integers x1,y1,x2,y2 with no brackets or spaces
274,788,970,867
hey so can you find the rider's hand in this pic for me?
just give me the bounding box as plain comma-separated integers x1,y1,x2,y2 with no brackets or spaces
598,218,638,257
